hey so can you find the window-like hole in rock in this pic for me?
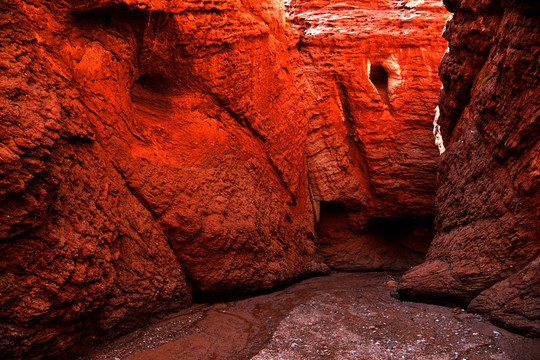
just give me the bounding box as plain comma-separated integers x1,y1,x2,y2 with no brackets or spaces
369,64,388,91
369,63,391,106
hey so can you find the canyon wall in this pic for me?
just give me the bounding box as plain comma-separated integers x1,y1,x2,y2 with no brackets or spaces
288,0,447,270
1,0,454,358
0,0,327,358
398,0,540,336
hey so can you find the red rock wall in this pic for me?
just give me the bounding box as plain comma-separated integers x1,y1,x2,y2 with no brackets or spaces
288,0,447,270
398,0,540,336
1,3,194,357
1,0,451,358
0,0,327,358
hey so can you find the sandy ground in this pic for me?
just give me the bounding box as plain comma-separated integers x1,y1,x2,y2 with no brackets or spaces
79,272,540,360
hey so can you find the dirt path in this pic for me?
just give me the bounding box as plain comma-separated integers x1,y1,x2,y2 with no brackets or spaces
80,272,540,360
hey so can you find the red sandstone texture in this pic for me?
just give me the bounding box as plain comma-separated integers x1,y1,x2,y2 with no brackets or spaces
2,0,450,358
1,0,327,358
398,0,540,337
287,0,447,270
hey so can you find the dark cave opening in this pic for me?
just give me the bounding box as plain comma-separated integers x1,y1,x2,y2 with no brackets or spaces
132,73,172,94
369,64,389,91
316,201,434,271
369,63,392,107
369,217,434,254
130,74,174,119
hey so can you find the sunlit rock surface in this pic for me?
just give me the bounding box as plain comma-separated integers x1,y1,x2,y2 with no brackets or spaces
0,0,326,358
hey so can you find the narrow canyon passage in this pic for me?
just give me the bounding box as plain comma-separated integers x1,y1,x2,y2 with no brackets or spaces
1,0,538,358
81,273,540,360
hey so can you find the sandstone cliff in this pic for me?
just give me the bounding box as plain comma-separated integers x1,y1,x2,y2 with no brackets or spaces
288,0,447,270
0,0,448,356
398,0,540,337
1,0,327,357
5,0,526,358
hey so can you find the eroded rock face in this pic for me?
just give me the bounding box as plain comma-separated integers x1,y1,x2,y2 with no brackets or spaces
287,0,447,270
1,3,194,357
1,0,456,358
0,0,326,358
398,0,540,336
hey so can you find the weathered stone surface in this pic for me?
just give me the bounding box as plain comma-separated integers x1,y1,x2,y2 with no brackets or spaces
287,0,447,270
7,0,529,357
0,0,326,358
0,2,192,358
469,256,540,337
399,0,540,335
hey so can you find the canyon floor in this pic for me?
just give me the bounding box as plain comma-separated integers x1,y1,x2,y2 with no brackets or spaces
80,272,539,360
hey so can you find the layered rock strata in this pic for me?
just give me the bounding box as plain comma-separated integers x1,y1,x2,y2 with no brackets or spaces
398,0,540,337
287,0,447,270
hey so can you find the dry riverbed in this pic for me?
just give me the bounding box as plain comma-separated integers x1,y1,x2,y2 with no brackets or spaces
80,272,539,360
